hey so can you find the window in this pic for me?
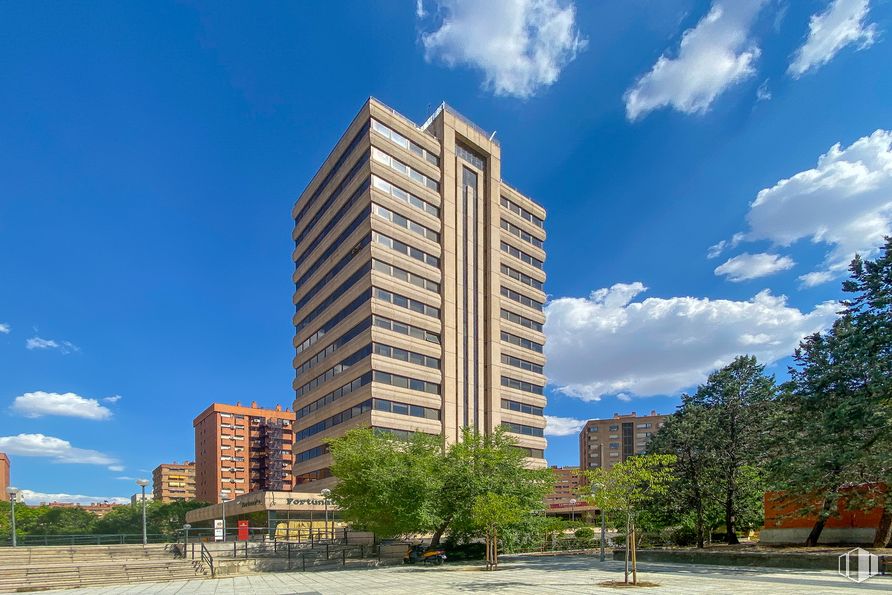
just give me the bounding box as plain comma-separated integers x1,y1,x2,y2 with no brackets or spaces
501,353,544,374
370,119,439,166
500,218,543,249
373,370,440,395
514,446,545,459
500,264,543,291
371,147,439,191
373,343,440,369
500,286,543,311
372,259,439,293
636,423,652,429
373,398,440,420
295,345,372,398
501,241,544,270
588,426,598,432
295,290,372,355
296,235,371,310
296,444,329,463
609,442,620,449
296,399,373,441
500,330,543,353
295,264,371,332
295,318,372,378
500,309,543,332
373,204,439,243
373,232,439,268
501,376,544,395
374,287,440,318
609,424,619,431
500,196,544,228
373,315,440,344
501,421,544,438
295,178,370,269
456,143,485,170
501,398,544,416
296,372,373,419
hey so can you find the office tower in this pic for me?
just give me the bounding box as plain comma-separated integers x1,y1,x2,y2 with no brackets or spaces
579,411,667,471
292,99,547,488
152,461,196,502
193,401,295,503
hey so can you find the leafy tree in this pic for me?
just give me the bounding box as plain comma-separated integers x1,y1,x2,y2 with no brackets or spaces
471,493,524,570
585,454,675,585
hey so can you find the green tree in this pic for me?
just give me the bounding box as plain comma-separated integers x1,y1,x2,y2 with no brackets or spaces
471,493,524,570
585,454,675,585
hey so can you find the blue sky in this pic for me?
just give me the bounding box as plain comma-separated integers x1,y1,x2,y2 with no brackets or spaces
1,0,890,503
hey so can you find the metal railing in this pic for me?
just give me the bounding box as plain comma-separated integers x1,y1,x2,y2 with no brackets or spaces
0,533,173,547
200,542,215,578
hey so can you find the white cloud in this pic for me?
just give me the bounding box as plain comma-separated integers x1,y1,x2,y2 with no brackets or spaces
707,233,745,259
419,0,586,98
714,252,795,282
115,476,137,481
11,391,113,421
788,0,877,78
102,395,122,404
544,282,837,401
0,323,9,334
544,415,586,436
624,0,766,120
724,129,892,286
19,490,129,506
756,79,772,101
26,336,79,354
0,433,118,466
108,465,125,472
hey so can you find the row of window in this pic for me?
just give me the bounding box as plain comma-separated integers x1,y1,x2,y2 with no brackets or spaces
295,290,371,355
373,231,439,268
501,308,543,332
295,345,371,398
501,263,544,292
373,398,440,420
371,119,439,166
373,203,439,243
500,196,544,229
501,398,544,416
373,314,440,344
502,421,544,438
514,446,545,459
296,372,373,420
373,370,440,395
373,342,439,369
372,174,439,218
297,399,373,441
501,241,544,270
295,263,370,332
296,199,369,289
501,218,543,249
372,259,439,294
296,444,329,463
501,375,545,395
455,143,486,170
295,468,332,485
373,426,438,441
374,287,440,318
294,123,368,231
296,318,371,378
296,235,370,311
501,286,543,312
371,147,439,192
501,330,543,353
501,353,544,375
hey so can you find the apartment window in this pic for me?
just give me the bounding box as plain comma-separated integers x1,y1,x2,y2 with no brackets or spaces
370,119,439,166
373,370,440,395
295,290,371,355
296,444,329,463
371,147,439,192
609,452,619,457
296,235,371,310
500,264,544,291
373,203,439,243
500,330,543,353
500,218,543,249
500,196,545,229
373,342,439,369
588,426,599,432
501,241,544,270
372,315,440,344
296,318,372,378
295,344,372,398
636,423,652,429
500,286,543,311
501,353,544,375
372,259,439,293
295,173,370,265
500,309,543,332
514,446,545,459
609,442,620,449
373,398,440,420
501,421,544,438
374,287,440,318
501,375,544,395
609,424,619,431
296,400,373,441
373,232,439,268
501,398,544,416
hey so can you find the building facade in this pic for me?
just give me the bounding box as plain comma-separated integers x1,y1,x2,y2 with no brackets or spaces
152,461,196,503
291,99,547,488
0,452,9,500
544,466,581,508
579,411,666,471
193,402,296,503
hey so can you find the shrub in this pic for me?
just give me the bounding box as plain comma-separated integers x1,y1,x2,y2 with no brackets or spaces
574,527,595,541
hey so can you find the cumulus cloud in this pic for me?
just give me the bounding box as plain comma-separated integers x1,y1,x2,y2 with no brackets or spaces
102,395,123,404
788,0,877,78
714,252,795,282
544,415,586,436
19,490,129,506
624,0,766,120
544,282,837,401
0,323,9,334
0,433,118,466
718,129,892,286
11,391,113,420
419,0,586,98
26,336,79,354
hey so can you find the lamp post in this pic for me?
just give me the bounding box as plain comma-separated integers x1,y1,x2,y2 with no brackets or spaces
321,488,331,540
220,492,227,542
592,484,606,562
135,479,149,545
183,524,191,559
569,498,577,523
6,487,19,548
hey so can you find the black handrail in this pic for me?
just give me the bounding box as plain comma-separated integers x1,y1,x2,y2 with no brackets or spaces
200,542,215,578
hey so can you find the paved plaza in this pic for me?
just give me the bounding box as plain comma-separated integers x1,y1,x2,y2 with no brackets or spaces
11,554,891,595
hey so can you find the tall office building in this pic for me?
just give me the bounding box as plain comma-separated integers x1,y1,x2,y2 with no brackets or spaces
152,461,196,503
0,452,9,500
292,99,547,487
579,411,666,471
193,402,295,503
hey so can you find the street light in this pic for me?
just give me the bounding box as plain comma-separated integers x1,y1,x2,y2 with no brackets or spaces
569,498,577,523
183,524,191,559
220,492,228,542
321,488,331,540
592,485,606,562
135,479,149,545
6,487,19,548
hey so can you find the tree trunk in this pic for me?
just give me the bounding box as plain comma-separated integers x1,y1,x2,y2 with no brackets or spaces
630,523,638,585
494,527,498,570
873,509,892,548
724,487,739,545
695,500,705,548
805,497,834,547
624,514,630,584
429,519,450,547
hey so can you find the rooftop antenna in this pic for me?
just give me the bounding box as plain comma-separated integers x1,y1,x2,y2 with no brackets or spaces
489,130,497,141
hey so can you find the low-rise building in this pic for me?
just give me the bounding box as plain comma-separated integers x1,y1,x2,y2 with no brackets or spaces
579,411,667,472
152,461,196,502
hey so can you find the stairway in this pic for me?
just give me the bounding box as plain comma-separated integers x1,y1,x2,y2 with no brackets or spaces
0,544,206,593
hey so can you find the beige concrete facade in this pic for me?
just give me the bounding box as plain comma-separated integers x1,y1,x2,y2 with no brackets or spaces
152,461,196,503
292,99,547,488
579,411,667,472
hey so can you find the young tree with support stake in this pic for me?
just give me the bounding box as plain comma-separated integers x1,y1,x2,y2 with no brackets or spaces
584,454,675,585
471,493,524,570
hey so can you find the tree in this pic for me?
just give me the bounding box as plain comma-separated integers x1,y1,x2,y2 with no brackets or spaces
471,493,524,570
585,454,675,585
